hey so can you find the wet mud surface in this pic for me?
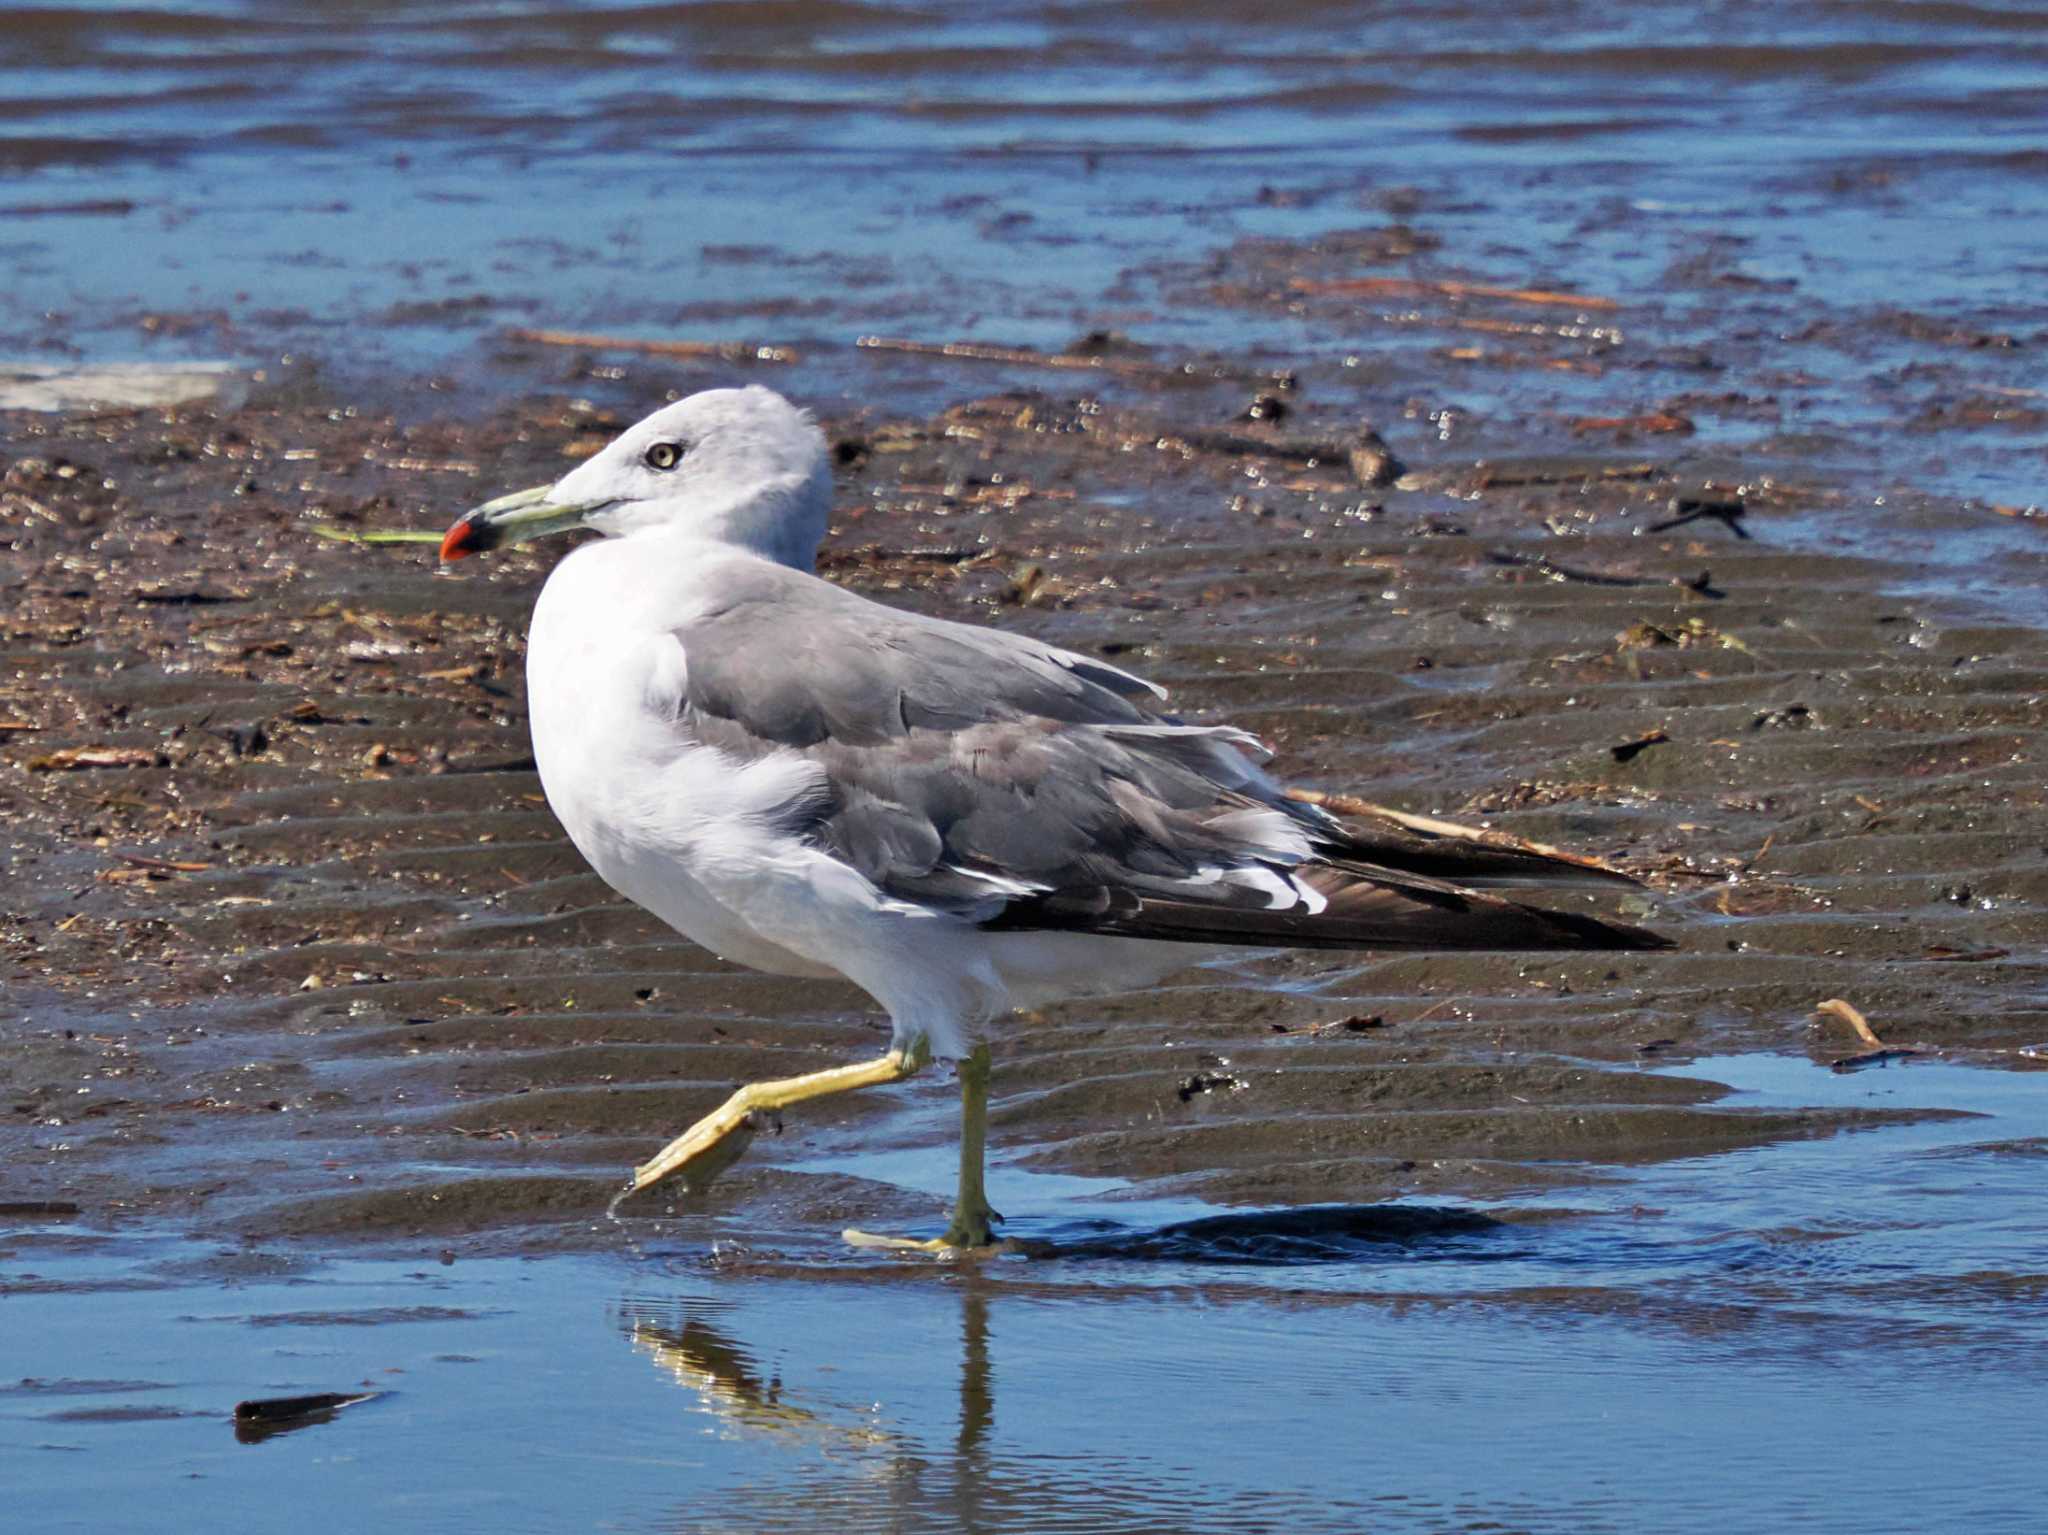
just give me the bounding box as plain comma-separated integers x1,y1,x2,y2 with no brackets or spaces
4,320,2044,1250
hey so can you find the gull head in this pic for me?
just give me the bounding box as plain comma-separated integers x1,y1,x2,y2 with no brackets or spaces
441,385,831,570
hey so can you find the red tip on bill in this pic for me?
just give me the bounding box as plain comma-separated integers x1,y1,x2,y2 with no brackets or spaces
439,518,480,562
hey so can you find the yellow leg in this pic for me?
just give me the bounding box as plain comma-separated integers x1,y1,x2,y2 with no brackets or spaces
941,1043,999,1248
844,1043,1004,1254
627,1038,929,1196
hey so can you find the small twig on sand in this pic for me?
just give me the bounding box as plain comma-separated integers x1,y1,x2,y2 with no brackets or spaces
1287,276,1621,311
27,745,165,771
505,329,798,364
855,334,1292,386
857,334,1177,379
309,525,444,546
1486,548,1722,599
110,851,211,874
1816,998,1884,1049
1815,998,1927,1070
1646,496,1751,539
1569,412,1694,436
1476,461,1659,489
1609,728,1670,765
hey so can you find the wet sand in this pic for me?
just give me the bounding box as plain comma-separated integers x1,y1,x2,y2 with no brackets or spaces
6,349,2043,1245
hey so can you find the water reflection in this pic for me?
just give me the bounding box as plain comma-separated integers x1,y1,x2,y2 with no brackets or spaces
630,1314,887,1449
624,1283,1013,1533
623,1277,1319,1535
612,1208,1533,1533
626,1282,996,1450
604,1075,2048,1532
957,1285,993,1459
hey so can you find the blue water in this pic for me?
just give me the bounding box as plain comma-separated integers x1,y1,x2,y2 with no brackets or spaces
3,3,2046,374
6,1,2045,600
6,1053,2046,1533
5,1247,2039,1533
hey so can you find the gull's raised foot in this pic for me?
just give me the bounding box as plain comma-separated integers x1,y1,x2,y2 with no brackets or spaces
629,1109,762,1199
621,1046,927,1206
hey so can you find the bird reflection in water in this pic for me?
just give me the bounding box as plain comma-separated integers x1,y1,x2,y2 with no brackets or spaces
624,1283,999,1525
614,1207,1513,1528
629,1312,888,1448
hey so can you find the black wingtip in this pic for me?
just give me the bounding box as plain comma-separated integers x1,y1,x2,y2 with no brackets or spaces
983,880,1676,955
1530,906,1676,952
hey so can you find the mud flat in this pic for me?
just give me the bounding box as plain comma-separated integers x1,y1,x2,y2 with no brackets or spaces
4,323,2044,1245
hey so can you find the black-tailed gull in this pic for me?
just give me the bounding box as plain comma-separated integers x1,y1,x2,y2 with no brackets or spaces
440,385,1669,1252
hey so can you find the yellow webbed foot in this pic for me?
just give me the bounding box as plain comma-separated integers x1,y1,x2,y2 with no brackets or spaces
842,1226,1014,1258
622,1043,927,1201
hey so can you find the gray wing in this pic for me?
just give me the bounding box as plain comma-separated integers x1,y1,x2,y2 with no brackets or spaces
668,563,1670,954
678,561,1160,749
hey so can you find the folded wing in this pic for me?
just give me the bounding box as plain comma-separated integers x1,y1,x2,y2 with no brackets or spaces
663,562,1669,954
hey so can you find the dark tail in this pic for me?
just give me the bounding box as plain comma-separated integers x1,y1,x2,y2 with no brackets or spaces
990,860,1671,953
985,791,1673,953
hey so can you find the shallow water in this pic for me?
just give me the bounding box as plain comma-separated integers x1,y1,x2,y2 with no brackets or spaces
4,0,2048,554
6,1053,2044,1533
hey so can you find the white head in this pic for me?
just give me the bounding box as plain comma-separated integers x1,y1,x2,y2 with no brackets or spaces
442,385,832,570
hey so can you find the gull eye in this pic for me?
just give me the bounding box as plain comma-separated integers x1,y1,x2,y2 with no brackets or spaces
643,441,682,471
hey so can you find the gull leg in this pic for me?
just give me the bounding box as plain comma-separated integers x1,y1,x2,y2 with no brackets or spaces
941,1043,1000,1248
627,1038,929,1196
845,1043,1005,1255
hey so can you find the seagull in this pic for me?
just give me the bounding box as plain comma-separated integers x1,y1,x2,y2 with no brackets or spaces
440,385,1669,1252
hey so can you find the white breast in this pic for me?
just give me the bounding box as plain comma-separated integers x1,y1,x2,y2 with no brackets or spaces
524,538,843,980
